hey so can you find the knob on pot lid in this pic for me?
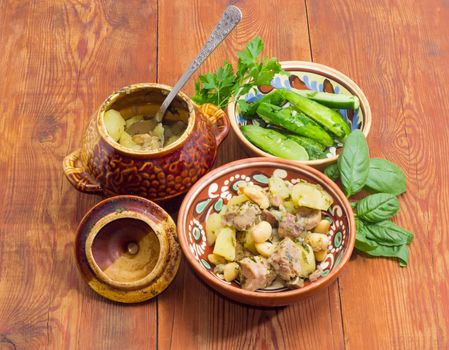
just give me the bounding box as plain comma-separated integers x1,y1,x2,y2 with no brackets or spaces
75,195,181,303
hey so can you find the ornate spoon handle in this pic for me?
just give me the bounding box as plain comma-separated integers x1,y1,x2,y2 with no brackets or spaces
156,5,242,121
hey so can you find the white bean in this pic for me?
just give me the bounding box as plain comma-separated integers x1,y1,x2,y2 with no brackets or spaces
208,253,226,265
223,262,240,282
314,219,331,234
251,221,272,243
243,185,270,209
255,242,275,257
314,250,328,262
305,233,330,252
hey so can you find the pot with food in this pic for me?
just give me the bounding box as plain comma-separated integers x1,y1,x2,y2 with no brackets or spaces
63,83,229,201
177,158,355,306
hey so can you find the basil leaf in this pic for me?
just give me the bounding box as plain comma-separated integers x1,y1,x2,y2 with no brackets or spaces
324,163,339,181
356,193,400,222
362,244,409,267
366,158,406,195
337,130,370,197
365,220,414,246
355,219,377,251
356,219,410,266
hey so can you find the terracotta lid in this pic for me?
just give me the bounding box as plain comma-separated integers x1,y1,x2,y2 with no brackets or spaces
75,195,181,303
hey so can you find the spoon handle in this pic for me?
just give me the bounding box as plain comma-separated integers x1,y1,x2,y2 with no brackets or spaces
157,5,242,119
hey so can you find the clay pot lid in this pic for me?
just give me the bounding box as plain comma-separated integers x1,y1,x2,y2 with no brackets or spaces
75,195,181,303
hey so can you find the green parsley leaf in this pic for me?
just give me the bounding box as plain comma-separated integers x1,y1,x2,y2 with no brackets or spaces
193,37,283,109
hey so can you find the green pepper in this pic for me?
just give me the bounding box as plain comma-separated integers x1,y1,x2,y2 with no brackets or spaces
282,90,351,140
239,89,286,118
287,135,327,160
241,125,309,161
256,102,334,147
291,89,360,110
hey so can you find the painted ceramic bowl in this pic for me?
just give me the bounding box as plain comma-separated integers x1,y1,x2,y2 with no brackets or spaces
63,83,229,202
227,61,372,169
178,158,355,306
75,195,181,303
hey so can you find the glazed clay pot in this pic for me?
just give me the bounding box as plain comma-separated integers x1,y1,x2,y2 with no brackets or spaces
63,83,229,202
75,195,181,303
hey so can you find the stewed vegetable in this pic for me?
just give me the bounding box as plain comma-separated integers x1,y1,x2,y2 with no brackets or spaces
206,175,334,291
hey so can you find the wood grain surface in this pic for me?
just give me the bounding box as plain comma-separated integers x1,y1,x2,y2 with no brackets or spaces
0,0,447,349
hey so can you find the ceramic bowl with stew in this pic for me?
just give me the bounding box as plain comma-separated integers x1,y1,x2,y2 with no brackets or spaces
177,158,355,306
75,195,181,303
227,61,372,169
63,83,229,202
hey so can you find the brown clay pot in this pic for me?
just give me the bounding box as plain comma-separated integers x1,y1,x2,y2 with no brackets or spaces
75,195,181,303
63,83,229,202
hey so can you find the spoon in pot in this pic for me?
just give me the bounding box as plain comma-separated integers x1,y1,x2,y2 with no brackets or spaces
154,5,242,122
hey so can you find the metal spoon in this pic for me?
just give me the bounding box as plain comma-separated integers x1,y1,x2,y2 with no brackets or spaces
155,5,242,122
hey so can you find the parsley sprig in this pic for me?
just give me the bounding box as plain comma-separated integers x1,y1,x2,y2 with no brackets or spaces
192,37,284,109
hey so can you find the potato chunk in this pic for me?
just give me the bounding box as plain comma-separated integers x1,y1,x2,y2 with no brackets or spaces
297,243,316,277
206,212,223,246
269,177,290,199
119,131,140,149
104,109,125,141
291,182,333,210
226,194,249,210
213,227,236,261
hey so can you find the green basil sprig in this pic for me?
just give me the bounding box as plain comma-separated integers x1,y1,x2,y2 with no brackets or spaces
366,158,407,195
355,219,377,251
365,220,413,246
337,130,370,197
326,130,413,267
356,193,400,222
362,244,409,267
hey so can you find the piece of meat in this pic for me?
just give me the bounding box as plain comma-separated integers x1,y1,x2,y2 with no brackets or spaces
278,212,305,238
286,276,305,289
234,238,252,260
213,264,226,275
239,256,276,291
296,207,322,231
223,202,260,231
261,210,278,228
308,267,323,282
269,237,302,281
222,212,236,227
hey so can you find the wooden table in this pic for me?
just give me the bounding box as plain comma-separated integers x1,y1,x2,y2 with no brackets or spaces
1,0,447,349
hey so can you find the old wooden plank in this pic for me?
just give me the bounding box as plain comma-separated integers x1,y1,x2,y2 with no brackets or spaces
0,1,158,349
156,1,344,349
307,0,449,348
